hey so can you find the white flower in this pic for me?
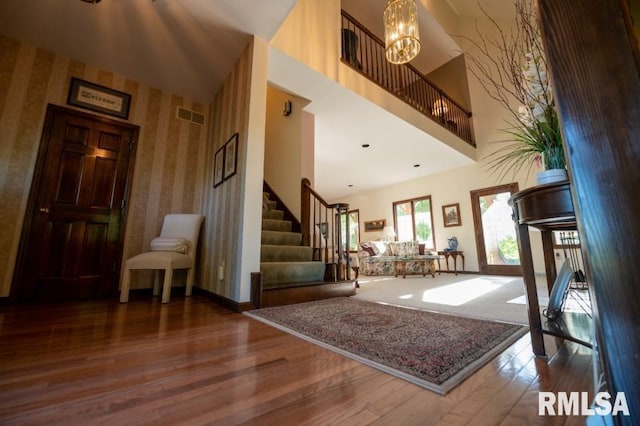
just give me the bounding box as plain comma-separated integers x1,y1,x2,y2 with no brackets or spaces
518,105,532,125
522,43,552,123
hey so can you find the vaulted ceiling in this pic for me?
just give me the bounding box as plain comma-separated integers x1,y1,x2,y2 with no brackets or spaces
0,0,508,199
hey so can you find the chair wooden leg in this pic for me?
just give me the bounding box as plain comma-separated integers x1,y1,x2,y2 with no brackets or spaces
161,267,173,303
120,267,132,303
186,267,194,297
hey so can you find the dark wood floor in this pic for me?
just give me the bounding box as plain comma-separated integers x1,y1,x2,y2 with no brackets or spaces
0,295,592,425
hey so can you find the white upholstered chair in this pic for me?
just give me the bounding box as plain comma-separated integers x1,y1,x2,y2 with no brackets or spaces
120,214,204,304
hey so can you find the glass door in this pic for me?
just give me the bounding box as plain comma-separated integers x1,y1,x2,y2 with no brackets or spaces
470,183,521,275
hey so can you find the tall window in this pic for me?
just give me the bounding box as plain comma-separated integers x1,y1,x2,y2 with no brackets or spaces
393,196,435,249
337,209,360,252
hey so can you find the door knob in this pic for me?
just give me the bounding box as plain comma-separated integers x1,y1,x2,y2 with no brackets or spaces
39,207,49,213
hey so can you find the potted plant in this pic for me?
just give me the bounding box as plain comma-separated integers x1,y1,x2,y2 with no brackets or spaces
458,0,567,184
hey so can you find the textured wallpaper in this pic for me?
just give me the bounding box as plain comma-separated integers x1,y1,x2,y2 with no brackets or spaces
0,36,209,296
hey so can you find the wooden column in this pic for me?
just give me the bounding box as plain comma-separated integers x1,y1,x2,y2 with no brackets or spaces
537,0,640,422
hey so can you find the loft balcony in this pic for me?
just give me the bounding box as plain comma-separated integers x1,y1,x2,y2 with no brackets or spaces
340,10,475,147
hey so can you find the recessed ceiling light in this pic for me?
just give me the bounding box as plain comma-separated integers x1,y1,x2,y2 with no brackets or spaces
413,164,420,167
348,184,354,187
362,144,370,148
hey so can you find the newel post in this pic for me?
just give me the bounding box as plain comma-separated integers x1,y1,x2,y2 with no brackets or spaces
301,178,311,246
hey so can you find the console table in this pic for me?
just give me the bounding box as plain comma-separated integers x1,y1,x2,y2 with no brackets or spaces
437,250,464,275
509,180,593,357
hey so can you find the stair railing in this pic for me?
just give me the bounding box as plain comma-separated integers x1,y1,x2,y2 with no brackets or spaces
301,178,351,281
341,10,475,147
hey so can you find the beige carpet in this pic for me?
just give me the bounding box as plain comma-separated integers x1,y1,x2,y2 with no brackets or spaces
352,273,591,325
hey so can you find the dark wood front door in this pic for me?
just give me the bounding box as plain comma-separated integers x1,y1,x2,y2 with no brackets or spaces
15,105,138,302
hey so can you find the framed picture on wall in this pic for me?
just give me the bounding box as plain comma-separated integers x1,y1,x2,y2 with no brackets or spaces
67,77,131,119
442,203,461,227
223,132,238,181
364,219,385,232
213,146,224,188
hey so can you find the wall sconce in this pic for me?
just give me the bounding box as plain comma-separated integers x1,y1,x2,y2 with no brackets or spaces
283,100,292,116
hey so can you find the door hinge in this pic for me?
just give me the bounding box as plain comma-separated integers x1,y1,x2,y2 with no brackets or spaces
121,199,126,210
128,140,135,150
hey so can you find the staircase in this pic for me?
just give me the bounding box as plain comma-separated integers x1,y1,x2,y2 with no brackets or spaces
260,192,326,288
256,185,356,307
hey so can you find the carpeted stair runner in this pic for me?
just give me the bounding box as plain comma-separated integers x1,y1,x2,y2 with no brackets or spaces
260,192,325,288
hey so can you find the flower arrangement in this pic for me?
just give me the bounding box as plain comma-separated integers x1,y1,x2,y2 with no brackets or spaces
459,0,566,181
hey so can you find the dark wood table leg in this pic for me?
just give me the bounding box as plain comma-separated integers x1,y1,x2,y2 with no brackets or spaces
453,255,458,275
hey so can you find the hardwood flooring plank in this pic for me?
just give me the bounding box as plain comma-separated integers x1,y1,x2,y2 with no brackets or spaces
0,296,593,425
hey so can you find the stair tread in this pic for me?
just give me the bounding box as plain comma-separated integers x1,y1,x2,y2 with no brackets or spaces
262,218,292,232
261,245,313,262
261,244,308,248
261,230,301,237
263,279,355,290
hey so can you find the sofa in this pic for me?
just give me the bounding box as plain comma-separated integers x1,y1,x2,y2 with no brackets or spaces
357,240,440,277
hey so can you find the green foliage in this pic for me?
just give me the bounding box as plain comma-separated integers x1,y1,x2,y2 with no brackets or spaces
498,236,519,261
416,222,431,241
487,105,565,181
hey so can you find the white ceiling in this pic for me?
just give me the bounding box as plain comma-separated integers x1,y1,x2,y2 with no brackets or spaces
0,0,492,201
269,48,474,199
0,0,297,102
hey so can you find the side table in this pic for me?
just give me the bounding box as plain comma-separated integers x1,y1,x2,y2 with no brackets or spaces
437,250,464,275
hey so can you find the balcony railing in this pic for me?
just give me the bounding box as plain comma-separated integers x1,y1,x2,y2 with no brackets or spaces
341,10,475,147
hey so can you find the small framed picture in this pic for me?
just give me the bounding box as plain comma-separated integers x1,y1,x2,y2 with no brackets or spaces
223,133,238,181
442,203,461,227
213,146,224,188
364,219,385,232
67,77,131,119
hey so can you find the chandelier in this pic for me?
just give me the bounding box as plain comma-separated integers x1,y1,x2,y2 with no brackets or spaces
383,0,420,64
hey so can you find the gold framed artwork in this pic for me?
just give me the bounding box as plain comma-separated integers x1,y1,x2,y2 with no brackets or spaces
442,203,461,227
364,219,385,232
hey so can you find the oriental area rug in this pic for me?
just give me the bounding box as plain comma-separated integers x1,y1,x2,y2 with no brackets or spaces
245,297,527,395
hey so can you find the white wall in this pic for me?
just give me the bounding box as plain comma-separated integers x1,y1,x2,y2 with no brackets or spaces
335,163,551,273
264,85,311,219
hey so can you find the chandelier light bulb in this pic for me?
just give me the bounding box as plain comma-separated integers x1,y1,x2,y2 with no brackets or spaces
384,0,420,64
